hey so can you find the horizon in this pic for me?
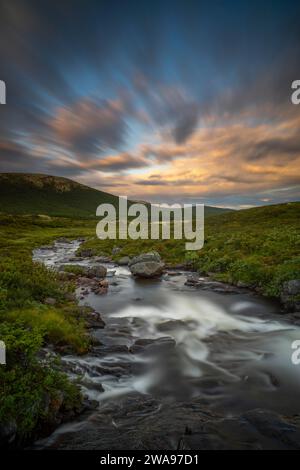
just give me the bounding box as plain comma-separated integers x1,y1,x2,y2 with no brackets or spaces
0,0,300,208
2,170,300,211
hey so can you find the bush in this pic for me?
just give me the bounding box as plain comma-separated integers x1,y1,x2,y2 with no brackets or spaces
0,322,82,440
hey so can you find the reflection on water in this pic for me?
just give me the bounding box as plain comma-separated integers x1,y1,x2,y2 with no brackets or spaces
33,240,300,448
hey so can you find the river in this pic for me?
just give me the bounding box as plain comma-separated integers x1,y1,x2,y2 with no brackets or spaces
32,239,300,450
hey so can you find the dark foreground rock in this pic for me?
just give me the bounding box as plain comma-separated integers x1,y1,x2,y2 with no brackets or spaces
35,394,300,450
129,252,164,278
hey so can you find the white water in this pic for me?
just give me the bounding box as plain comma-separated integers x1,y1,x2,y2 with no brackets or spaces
33,240,300,420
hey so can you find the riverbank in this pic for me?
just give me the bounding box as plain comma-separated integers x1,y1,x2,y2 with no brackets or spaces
33,239,300,450
77,202,300,309
0,204,299,447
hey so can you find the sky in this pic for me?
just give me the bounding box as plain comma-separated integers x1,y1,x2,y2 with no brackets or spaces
0,0,300,208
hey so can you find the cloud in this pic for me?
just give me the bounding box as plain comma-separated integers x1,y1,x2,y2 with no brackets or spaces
0,0,300,207
50,98,129,158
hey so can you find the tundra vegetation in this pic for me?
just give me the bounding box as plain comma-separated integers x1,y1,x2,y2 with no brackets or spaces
0,200,299,443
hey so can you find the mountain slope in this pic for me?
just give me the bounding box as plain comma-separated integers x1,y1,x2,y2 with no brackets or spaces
0,173,121,217
0,173,233,218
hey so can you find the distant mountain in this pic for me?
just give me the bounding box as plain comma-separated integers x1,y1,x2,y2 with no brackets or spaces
0,173,233,218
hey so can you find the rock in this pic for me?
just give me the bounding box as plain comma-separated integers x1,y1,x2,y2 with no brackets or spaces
281,279,300,312
94,256,112,263
117,256,131,266
130,336,176,354
99,279,109,288
242,409,300,449
77,276,97,286
185,273,200,286
95,288,108,295
44,297,57,305
130,261,164,278
0,420,17,446
128,251,161,266
81,379,104,393
157,320,187,332
129,252,164,278
112,246,121,255
79,249,94,258
86,265,107,279
85,311,105,329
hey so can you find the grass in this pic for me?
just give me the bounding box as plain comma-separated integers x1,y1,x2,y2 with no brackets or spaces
0,200,299,443
78,202,300,297
0,321,82,438
0,214,94,443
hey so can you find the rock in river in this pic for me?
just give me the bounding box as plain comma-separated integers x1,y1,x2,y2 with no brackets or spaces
86,265,107,279
129,252,164,278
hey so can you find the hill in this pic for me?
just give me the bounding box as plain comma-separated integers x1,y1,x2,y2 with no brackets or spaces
0,173,232,218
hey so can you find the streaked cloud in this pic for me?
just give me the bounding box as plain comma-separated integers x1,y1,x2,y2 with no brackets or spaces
0,0,299,207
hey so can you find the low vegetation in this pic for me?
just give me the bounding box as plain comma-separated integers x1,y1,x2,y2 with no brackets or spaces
79,202,300,296
0,215,93,444
0,199,299,444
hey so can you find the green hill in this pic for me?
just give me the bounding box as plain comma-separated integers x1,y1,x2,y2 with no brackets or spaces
0,173,120,217
0,173,232,218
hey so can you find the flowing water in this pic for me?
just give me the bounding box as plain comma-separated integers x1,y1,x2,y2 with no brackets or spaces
32,240,300,449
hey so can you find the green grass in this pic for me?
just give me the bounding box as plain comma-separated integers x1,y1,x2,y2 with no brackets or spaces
0,215,94,443
0,200,299,443
0,321,82,439
78,201,300,297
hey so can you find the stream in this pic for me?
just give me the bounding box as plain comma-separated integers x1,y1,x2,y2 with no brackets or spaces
32,239,300,450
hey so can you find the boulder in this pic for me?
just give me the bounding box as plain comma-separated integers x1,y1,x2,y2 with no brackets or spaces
86,265,107,279
130,261,164,278
185,273,200,286
85,311,105,329
117,256,131,266
128,252,164,278
128,251,161,266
